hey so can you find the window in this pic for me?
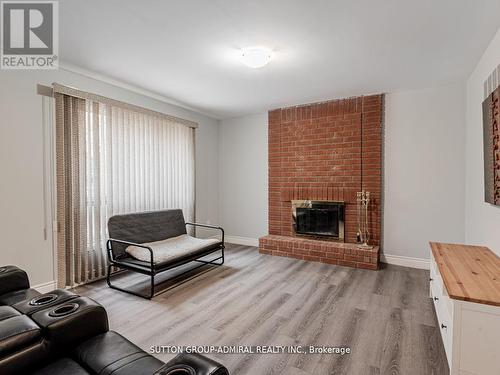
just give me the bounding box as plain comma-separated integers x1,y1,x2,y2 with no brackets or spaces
55,86,195,286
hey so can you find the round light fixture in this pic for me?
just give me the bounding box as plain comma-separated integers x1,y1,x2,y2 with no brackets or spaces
240,47,272,68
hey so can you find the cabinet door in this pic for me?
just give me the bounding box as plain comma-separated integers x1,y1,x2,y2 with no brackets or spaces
458,303,500,374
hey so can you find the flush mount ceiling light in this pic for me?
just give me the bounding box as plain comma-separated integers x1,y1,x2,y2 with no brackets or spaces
240,47,272,68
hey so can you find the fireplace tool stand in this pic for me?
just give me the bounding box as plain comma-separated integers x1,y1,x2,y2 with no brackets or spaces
357,191,373,249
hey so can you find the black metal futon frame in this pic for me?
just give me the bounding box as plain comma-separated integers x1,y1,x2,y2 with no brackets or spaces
106,209,224,299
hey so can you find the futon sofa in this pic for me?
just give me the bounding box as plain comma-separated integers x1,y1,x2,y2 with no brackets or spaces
0,265,229,375
107,209,225,299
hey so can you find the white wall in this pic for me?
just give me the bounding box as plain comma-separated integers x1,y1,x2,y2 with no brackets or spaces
384,84,466,262
465,29,500,256
218,113,268,243
0,67,219,287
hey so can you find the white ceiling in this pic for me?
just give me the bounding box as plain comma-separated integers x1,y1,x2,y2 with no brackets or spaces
60,0,500,119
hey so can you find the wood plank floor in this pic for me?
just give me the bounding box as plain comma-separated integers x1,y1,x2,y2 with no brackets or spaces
75,244,449,375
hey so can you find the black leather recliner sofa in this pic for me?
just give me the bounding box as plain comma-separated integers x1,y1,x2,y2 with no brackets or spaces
0,265,229,375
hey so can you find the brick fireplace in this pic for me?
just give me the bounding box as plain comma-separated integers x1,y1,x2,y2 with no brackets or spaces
259,95,383,270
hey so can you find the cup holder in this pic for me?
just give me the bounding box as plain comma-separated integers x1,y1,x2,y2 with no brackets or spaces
29,294,58,306
49,302,80,318
159,365,196,375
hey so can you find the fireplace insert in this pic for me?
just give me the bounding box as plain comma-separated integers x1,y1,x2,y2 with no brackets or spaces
292,200,344,240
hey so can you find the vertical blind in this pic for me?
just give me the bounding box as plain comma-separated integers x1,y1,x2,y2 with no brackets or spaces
55,90,195,287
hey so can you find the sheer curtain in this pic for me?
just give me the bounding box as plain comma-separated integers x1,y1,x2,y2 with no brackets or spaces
55,88,195,287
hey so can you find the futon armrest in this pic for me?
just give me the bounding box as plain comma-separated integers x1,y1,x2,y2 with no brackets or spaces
106,239,154,267
0,266,30,296
185,222,224,244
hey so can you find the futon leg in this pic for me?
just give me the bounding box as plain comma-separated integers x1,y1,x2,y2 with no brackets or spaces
106,264,155,300
150,273,155,299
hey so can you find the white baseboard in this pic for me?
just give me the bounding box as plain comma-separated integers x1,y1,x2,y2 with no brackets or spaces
33,280,57,294
381,254,429,270
223,236,429,270
225,236,259,247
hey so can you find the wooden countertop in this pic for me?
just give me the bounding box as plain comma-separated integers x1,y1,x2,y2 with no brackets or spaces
430,242,500,307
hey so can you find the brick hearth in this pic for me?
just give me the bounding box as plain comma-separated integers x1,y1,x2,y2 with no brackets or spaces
259,235,379,270
259,94,383,269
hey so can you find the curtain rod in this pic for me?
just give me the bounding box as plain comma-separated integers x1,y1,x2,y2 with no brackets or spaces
36,83,198,129
37,84,53,97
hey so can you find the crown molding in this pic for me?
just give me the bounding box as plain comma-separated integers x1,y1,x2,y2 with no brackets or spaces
58,61,219,120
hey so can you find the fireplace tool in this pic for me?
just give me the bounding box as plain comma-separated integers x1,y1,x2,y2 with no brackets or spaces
357,191,373,249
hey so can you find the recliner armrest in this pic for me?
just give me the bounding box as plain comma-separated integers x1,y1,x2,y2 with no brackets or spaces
73,331,164,375
13,289,79,316
31,297,109,350
0,266,30,296
157,353,229,375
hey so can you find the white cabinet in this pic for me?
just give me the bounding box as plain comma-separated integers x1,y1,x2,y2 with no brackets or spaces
430,249,500,375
